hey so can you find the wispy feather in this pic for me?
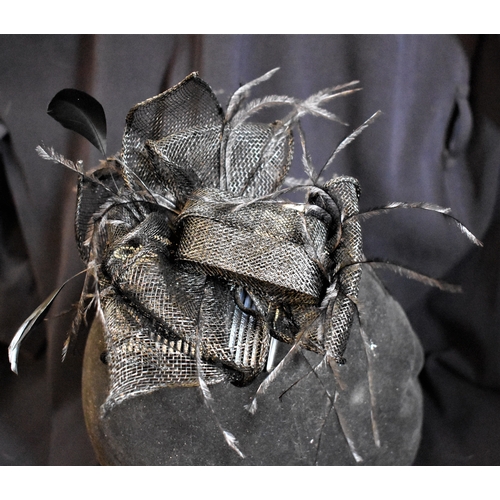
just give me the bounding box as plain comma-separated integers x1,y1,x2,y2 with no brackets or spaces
353,201,483,247
225,67,281,121
315,110,382,183
194,283,246,459
36,144,84,174
37,144,121,201
245,309,325,415
367,261,462,292
355,201,451,220
305,81,360,106
295,87,360,125
282,176,312,188
230,95,297,129
63,254,101,361
297,120,317,182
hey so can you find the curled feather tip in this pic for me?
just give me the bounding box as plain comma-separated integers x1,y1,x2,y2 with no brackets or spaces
7,292,59,374
7,270,87,374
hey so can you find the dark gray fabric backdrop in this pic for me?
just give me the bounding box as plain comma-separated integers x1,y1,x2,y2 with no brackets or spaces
0,34,499,465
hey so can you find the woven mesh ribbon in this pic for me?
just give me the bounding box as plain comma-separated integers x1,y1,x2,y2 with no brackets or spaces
75,73,363,410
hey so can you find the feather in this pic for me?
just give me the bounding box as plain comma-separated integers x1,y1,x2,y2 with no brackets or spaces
47,88,107,155
222,431,245,459
9,270,86,374
197,359,246,458
367,261,462,292
195,283,246,458
37,144,123,204
328,362,364,463
63,260,100,361
233,87,360,131
333,392,364,463
227,71,360,132
36,144,84,174
305,81,360,106
315,110,382,182
296,121,317,182
225,68,280,121
230,95,297,128
245,310,325,415
296,88,360,125
282,175,311,188
358,324,381,448
353,202,483,247
230,184,314,212
245,344,299,414
355,201,451,220
314,398,335,465
124,169,179,214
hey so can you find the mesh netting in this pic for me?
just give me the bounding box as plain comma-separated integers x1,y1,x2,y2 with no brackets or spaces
74,72,364,409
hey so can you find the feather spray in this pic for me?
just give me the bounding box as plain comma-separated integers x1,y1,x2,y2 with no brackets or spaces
9,70,481,463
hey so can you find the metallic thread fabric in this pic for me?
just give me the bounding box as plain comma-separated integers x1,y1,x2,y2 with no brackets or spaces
74,73,363,410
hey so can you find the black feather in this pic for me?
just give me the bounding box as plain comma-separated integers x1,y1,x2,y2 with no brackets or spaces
47,89,107,155
8,270,86,374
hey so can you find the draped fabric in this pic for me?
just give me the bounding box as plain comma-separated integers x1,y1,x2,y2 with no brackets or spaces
0,34,499,465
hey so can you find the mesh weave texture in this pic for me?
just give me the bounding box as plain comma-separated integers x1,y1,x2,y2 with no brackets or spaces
75,73,364,408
